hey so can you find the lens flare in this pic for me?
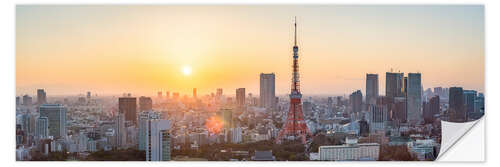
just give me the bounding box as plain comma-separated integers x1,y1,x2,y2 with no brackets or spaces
205,116,224,134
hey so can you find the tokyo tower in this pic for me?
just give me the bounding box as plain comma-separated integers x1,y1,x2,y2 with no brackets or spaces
276,17,312,144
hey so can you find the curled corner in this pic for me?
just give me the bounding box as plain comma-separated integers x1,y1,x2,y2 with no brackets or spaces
437,118,483,161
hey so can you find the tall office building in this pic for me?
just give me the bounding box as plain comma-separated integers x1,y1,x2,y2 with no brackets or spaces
393,97,407,123
349,90,363,113
407,73,422,124
119,97,137,124
359,119,370,137
434,87,442,96
217,108,233,130
138,111,161,150
35,117,49,139
141,112,171,161
216,88,223,98
20,113,36,143
260,73,276,110
302,101,313,115
37,89,47,105
23,95,32,106
370,105,388,123
39,104,67,138
423,96,440,124
172,92,179,100
114,112,126,148
236,88,246,108
366,74,379,105
463,90,477,116
475,93,485,113
193,88,197,98
16,96,20,106
86,91,91,99
157,91,162,99
369,104,388,132
404,77,408,95
449,87,466,122
231,127,243,144
327,97,334,114
385,72,404,99
139,96,153,112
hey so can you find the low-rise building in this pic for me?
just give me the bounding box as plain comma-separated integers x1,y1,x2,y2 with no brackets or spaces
319,137,380,161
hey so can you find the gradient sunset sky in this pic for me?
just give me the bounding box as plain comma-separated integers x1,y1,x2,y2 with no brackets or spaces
16,5,484,96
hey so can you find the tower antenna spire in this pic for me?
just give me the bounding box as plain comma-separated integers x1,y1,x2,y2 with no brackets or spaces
294,16,297,46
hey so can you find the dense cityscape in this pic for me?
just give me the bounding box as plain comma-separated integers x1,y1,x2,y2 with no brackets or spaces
15,20,484,161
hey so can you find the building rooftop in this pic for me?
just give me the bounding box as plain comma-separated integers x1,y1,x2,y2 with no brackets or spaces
252,150,275,161
319,143,380,149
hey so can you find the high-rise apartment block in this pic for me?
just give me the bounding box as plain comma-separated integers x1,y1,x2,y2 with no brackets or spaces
139,96,153,112
350,90,363,113
236,88,246,109
449,87,466,122
407,73,422,124
39,104,67,139
260,73,276,110
119,97,137,124
366,74,379,105
37,89,47,105
385,72,404,98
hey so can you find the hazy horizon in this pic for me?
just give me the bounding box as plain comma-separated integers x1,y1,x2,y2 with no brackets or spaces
16,5,485,97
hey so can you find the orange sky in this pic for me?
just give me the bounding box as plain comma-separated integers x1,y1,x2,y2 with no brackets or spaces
16,5,484,97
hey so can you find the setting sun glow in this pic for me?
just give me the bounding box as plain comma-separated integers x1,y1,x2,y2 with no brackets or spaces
182,66,192,76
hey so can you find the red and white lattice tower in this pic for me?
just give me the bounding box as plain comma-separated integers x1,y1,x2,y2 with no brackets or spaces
276,17,312,144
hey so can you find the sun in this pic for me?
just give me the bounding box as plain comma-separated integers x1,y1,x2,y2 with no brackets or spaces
182,66,192,76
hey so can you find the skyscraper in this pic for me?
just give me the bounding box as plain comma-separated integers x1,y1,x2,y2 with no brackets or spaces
193,88,197,98
138,111,161,151
236,88,246,109
141,112,171,161
157,91,162,99
393,97,407,123
216,88,223,98
114,112,126,148
366,74,379,105
37,89,47,105
327,97,334,114
139,96,153,112
423,96,440,124
119,97,137,124
39,104,67,138
385,72,404,99
475,93,485,113
217,108,233,130
369,104,388,132
22,95,32,106
259,73,276,110
172,92,179,100
359,118,369,137
35,117,49,139
350,90,363,113
463,90,477,116
407,73,422,124
449,87,466,122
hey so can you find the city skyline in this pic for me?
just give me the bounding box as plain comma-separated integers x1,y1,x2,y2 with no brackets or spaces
15,5,485,161
16,5,484,96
